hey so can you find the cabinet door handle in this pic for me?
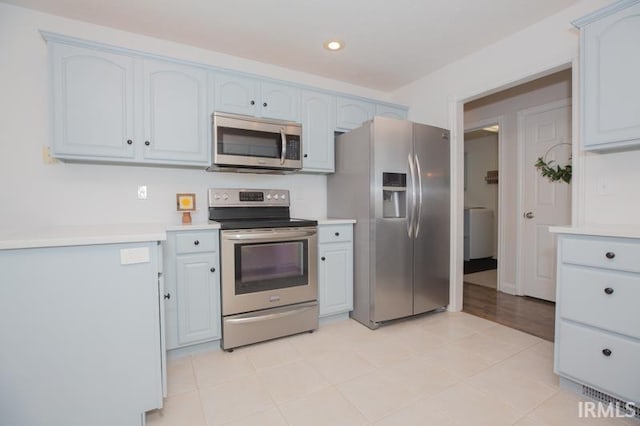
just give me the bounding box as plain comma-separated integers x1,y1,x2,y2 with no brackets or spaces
335,232,340,237
304,154,308,158
602,348,612,357
250,100,255,105
263,102,267,107
145,141,150,146
210,267,216,273
194,240,200,245
605,252,615,259
321,256,326,261
164,293,171,300
604,287,614,295
126,139,133,145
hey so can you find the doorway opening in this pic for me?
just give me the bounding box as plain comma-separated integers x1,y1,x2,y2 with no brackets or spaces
459,68,573,341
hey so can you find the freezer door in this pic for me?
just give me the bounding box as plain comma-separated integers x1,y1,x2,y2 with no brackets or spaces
372,117,414,323
413,124,450,314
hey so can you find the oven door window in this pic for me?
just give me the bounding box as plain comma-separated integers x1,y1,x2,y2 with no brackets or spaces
234,240,308,294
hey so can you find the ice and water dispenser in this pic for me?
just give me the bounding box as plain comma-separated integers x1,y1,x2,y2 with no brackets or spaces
382,172,407,218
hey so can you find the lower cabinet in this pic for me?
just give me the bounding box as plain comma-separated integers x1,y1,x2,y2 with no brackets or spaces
318,224,354,317
554,232,640,403
164,229,221,350
0,242,163,426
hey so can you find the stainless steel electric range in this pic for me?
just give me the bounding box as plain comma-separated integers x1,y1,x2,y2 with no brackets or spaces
208,188,318,351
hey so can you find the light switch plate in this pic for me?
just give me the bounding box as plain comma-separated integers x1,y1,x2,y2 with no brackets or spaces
138,185,147,199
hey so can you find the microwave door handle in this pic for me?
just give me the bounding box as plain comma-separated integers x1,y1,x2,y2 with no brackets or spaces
280,128,287,165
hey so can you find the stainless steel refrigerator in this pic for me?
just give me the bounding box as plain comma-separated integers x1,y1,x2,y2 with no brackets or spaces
327,116,450,329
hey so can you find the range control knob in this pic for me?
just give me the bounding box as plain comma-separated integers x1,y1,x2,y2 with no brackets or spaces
222,193,229,200
214,194,221,200
266,194,272,200
281,193,286,200
273,194,279,200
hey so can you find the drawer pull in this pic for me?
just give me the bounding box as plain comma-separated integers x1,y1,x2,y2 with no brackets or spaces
194,240,200,246
335,232,340,236
605,251,615,259
602,348,612,357
321,257,326,261
604,287,614,295
210,267,216,273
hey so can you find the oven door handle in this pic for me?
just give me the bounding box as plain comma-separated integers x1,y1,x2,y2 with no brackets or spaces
225,303,317,324
223,229,317,241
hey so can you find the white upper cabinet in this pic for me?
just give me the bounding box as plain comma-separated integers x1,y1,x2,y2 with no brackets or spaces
51,43,136,159
214,73,260,117
215,74,299,121
261,81,300,121
301,90,336,173
48,39,211,166
375,104,408,120
142,60,209,164
575,0,640,151
45,33,409,171
336,97,375,131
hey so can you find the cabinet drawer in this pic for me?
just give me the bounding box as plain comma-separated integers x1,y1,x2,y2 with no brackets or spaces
557,321,640,402
175,231,218,254
319,224,353,243
561,235,640,273
559,265,640,339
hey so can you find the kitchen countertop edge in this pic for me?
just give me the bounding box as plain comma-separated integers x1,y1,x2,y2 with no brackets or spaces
0,222,221,251
316,219,357,225
549,225,640,239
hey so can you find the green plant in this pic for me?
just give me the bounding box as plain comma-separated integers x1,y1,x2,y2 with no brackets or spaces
535,157,572,184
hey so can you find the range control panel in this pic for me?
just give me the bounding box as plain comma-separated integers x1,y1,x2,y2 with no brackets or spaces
208,188,289,207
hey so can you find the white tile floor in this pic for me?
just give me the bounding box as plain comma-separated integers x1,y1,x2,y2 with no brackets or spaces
146,312,637,426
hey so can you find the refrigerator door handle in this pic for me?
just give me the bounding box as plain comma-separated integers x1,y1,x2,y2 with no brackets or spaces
407,153,416,239
414,154,423,238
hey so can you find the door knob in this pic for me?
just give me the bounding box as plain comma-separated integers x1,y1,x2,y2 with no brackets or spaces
524,212,535,219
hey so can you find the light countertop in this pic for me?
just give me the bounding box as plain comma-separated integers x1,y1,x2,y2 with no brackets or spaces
0,222,221,250
549,225,640,239
316,218,357,225
0,219,358,250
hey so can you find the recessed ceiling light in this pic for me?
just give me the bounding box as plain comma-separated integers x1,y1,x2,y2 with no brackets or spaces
323,39,345,51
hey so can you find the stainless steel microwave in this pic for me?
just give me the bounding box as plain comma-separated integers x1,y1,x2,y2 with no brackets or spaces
207,112,303,173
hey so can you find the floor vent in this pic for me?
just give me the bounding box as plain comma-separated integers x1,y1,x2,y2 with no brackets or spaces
582,385,640,419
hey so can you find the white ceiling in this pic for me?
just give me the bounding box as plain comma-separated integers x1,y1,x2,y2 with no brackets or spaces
4,0,582,91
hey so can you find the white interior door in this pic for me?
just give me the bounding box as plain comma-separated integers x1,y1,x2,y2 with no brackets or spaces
520,100,571,302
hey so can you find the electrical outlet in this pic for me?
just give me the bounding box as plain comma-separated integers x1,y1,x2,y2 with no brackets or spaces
137,185,147,200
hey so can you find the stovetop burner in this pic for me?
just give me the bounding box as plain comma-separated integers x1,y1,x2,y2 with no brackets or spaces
208,188,317,230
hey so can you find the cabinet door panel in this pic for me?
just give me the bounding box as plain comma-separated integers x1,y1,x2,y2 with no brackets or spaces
261,82,299,121
301,90,335,172
143,60,209,164
52,44,135,159
336,97,374,131
215,74,259,116
582,3,640,149
375,104,408,120
319,242,353,317
176,254,220,345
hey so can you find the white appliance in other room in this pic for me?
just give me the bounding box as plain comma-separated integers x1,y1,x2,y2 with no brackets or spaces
464,207,493,261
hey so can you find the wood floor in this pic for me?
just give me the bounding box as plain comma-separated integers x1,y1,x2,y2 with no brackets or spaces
462,282,556,342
